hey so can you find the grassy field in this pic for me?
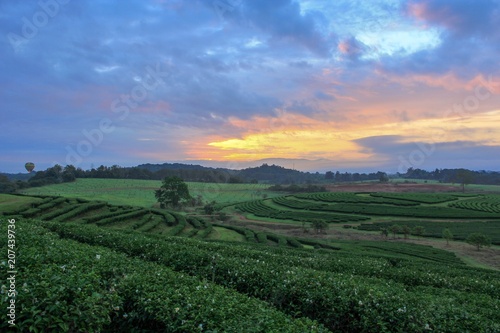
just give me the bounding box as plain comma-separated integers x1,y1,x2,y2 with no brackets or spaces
20,179,280,207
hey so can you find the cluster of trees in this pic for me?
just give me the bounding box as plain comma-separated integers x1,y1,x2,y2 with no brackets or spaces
382,225,491,251
0,165,76,193
324,170,389,182
380,225,426,239
400,168,500,186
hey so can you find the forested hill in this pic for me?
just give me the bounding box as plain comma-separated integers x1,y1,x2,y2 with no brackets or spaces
1,163,500,194
401,168,500,186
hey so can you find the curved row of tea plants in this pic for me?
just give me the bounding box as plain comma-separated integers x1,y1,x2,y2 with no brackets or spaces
294,192,419,206
236,199,370,223
40,220,500,332
1,219,326,332
2,194,328,250
279,198,499,219
369,192,460,204
448,195,500,213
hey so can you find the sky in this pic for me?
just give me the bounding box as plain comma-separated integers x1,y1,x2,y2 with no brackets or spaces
1,0,499,174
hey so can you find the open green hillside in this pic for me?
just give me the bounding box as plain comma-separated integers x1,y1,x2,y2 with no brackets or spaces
20,178,280,207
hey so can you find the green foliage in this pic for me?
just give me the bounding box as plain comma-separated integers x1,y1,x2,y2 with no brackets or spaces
466,233,492,251
359,221,500,245
448,195,500,213
311,220,328,234
370,192,459,204
217,211,230,222
0,174,18,193
412,226,425,237
389,224,401,239
269,193,499,220
236,199,369,223
40,221,500,332
443,228,454,245
155,176,191,207
1,221,325,332
203,201,216,215
295,192,420,205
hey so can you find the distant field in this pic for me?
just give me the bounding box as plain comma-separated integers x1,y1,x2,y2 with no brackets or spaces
20,178,280,207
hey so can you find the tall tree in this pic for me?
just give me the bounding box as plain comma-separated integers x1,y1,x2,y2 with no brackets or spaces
442,228,453,246
455,169,474,192
155,176,191,208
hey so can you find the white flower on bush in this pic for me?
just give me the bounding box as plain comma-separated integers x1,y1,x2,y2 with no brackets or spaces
96,254,101,260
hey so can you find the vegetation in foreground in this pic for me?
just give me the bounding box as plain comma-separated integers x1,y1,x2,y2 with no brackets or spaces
2,179,500,332
1,217,499,332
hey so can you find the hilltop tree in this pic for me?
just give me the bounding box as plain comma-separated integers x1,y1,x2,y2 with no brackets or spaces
442,228,453,246
466,233,491,251
155,176,191,208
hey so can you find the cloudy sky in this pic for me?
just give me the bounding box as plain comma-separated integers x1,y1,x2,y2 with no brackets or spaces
1,0,499,173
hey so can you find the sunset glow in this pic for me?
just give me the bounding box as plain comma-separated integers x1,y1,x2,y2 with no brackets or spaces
1,0,499,173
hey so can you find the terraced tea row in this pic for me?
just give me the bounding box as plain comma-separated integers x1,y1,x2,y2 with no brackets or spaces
448,195,500,213
369,192,460,204
236,193,500,220
236,199,370,223
40,220,500,332
0,220,324,332
1,194,338,250
294,192,419,205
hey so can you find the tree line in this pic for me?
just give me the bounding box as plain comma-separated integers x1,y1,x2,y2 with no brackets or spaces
1,163,499,195
400,167,500,185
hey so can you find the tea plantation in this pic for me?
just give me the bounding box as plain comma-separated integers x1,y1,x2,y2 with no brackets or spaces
1,192,499,332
